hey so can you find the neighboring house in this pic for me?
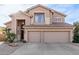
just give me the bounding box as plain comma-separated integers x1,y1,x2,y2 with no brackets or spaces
5,4,73,43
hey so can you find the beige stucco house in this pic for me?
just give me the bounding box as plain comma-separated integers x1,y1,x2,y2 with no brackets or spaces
5,4,73,43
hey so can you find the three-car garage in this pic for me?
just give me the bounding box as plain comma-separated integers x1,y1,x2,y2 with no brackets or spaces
24,25,73,43
26,29,72,43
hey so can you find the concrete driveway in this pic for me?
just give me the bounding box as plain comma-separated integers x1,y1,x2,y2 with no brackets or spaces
11,43,79,55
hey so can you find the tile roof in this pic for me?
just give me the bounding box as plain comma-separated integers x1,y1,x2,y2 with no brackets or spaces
51,22,73,27
25,22,73,28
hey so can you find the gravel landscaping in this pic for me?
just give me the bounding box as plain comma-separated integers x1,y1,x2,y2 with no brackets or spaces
0,42,24,55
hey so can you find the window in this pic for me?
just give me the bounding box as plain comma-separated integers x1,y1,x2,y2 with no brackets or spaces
53,17,62,22
35,13,45,24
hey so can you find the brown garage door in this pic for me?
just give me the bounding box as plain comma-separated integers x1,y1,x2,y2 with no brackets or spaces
44,32,70,43
28,32,41,43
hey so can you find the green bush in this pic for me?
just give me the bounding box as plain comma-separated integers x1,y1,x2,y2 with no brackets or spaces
4,28,16,43
72,22,79,43
8,33,16,43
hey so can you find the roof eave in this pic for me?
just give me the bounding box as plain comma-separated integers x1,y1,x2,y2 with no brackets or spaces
4,21,12,25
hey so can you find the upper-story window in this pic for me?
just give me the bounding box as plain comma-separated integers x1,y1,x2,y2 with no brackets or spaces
53,17,63,22
34,13,45,24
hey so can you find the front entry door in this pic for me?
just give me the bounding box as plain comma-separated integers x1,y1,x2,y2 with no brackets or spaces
17,20,25,41
20,24,24,40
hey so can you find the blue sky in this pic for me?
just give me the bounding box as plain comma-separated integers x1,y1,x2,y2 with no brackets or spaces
0,4,79,27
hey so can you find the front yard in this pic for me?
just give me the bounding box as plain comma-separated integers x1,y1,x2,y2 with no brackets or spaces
0,42,24,55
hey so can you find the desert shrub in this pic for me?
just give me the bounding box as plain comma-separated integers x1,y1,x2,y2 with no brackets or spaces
4,28,16,43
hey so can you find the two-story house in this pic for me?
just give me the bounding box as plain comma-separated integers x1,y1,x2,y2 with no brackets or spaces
5,4,73,43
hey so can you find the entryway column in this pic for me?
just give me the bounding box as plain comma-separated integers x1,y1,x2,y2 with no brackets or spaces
70,30,73,42
24,29,28,42
16,26,21,41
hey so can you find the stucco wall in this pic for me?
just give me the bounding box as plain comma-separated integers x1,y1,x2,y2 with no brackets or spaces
27,6,65,25
25,28,73,32
11,17,16,33
51,12,65,23
11,12,30,34
27,6,50,25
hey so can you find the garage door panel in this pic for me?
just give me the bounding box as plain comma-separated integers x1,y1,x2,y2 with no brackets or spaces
29,32,40,43
28,31,70,43
44,32,69,43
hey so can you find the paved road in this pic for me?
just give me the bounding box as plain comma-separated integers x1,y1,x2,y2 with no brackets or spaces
11,43,79,55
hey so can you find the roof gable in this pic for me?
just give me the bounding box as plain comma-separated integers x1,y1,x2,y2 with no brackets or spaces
9,11,30,17
25,4,66,17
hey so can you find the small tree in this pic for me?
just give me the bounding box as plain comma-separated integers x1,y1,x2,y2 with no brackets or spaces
4,28,16,43
72,22,79,43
